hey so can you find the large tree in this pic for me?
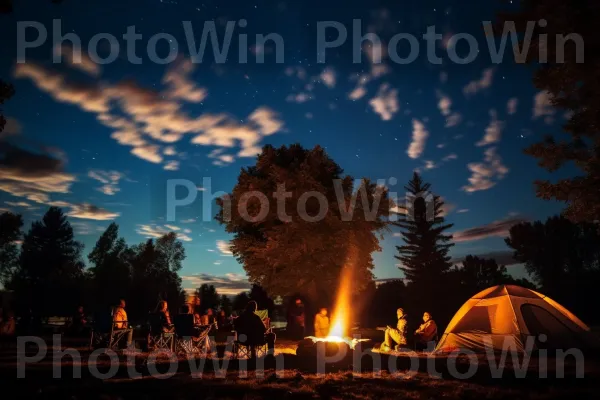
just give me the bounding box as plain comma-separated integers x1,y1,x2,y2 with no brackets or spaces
497,0,600,222
217,144,391,302
453,255,513,293
394,173,454,318
196,284,220,314
506,215,600,321
0,212,23,285
88,223,132,312
11,207,85,316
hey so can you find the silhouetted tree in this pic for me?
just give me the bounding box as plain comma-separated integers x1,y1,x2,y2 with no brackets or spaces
0,212,22,285
88,223,132,312
506,215,600,322
10,207,84,316
217,144,391,302
128,236,185,320
196,284,220,314
249,284,275,314
367,280,407,327
453,255,513,292
497,0,600,222
0,80,15,133
219,294,233,314
232,291,250,313
394,172,454,317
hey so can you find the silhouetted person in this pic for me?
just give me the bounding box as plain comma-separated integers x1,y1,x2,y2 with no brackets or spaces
69,306,88,336
154,301,174,333
287,299,306,340
234,301,275,357
217,310,227,329
202,308,215,325
0,311,15,337
414,312,438,351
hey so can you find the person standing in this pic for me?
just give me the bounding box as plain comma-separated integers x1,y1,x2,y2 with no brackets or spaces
314,308,330,338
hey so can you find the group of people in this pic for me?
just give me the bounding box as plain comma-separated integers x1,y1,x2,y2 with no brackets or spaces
381,308,438,352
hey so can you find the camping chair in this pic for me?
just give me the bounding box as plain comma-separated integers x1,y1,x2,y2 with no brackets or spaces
233,309,273,359
414,328,439,352
173,313,213,356
147,313,174,352
89,311,133,351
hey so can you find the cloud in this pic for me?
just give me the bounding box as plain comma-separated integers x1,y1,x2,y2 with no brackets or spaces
462,147,508,192
463,68,494,96
163,160,179,171
181,218,196,223
369,83,399,121
533,91,555,124
476,109,504,146
443,153,458,161
181,273,251,296
407,119,428,159
436,90,462,128
88,170,123,195
319,68,336,88
136,224,192,241
424,160,436,170
162,58,207,102
452,216,527,243
163,146,177,156
457,209,469,213
284,66,307,80
248,107,284,136
68,203,120,220
0,141,76,206
216,239,233,256
53,44,101,76
507,97,518,115
286,92,312,103
14,60,284,167
348,85,367,100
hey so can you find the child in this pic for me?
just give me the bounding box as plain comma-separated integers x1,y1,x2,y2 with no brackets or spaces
314,308,330,338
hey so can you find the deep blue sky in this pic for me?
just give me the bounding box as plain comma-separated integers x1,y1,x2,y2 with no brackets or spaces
0,0,570,295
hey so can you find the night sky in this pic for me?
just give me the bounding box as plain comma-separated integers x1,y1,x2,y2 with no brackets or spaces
0,0,570,295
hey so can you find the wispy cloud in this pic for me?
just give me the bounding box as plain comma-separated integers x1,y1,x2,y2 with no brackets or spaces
476,109,504,147
137,224,192,241
532,91,555,125
319,67,336,88
88,170,123,195
452,215,527,243
463,68,494,96
507,97,518,115
407,119,428,159
68,203,120,221
53,44,101,77
369,83,399,121
462,147,509,192
216,239,233,256
181,273,251,296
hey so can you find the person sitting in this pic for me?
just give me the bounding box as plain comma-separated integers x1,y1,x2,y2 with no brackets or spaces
0,311,16,338
201,309,215,326
154,301,174,333
414,312,438,351
314,308,330,338
380,308,407,352
112,299,133,346
193,313,202,326
69,306,88,336
234,301,275,357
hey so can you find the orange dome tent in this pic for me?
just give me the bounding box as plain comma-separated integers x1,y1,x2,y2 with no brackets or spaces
435,285,600,353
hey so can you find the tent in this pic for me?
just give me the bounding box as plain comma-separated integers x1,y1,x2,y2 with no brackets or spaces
435,285,600,353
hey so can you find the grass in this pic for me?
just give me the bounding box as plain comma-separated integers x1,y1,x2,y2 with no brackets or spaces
2,336,600,399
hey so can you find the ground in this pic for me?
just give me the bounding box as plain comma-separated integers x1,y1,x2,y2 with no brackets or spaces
1,336,599,399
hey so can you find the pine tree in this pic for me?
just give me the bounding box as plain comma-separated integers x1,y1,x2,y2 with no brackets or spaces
394,172,454,289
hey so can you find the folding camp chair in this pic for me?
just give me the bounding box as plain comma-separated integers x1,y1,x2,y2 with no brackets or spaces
89,312,133,351
147,313,174,352
173,313,213,356
232,309,273,359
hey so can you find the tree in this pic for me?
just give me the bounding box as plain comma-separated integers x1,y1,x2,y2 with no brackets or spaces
496,0,600,222
394,172,454,319
11,207,85,316
217,144,391,302
128,236,186,320
0,212,22,285
232,291,250,313
453,255,513,293
506,215,600,321
88,223,132,312
219,294,233,314
367,280,407,327
0,79,15,133
196,284,220,314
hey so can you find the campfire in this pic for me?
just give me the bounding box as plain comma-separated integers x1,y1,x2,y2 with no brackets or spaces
304,260,369,350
